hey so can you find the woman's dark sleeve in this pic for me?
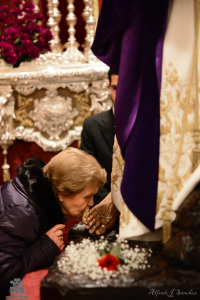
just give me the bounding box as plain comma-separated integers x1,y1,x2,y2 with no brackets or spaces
0,206,60,292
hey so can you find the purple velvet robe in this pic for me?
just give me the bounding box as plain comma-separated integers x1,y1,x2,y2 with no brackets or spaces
92,0,169,231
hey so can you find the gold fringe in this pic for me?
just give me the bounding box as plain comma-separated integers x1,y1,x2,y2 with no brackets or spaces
192,148,200,171
163,219,172,244
3,171,10,182
163,196,173,243
192,0,200,170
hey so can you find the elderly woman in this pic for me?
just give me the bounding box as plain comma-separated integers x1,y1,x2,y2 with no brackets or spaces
0,148,106,297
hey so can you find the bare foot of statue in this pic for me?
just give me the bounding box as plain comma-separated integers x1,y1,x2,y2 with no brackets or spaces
84,192,119,235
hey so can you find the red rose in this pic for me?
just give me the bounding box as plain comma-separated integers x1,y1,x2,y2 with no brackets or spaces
98,254,120,271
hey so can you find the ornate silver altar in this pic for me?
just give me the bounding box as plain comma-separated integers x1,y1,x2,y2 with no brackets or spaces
0,0,111,181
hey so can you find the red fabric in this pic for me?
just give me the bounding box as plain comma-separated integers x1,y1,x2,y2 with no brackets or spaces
0,140,78,186
8,217,81,300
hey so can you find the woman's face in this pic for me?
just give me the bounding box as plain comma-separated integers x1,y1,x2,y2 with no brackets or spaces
58,184,98,219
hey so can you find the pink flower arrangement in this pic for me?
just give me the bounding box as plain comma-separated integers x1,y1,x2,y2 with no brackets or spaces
0,0,53,67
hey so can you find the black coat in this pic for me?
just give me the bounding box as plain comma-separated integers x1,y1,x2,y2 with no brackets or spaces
0,158,64,299
80,108,115,205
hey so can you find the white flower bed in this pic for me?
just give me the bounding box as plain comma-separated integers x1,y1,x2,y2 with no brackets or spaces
57,236,151,280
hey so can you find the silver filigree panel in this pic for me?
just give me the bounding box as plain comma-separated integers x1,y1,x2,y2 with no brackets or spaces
88,80,113,114
65,82,89,93
29,92,78,141
0,59,109,84
15,126,82,152
15,85,37,96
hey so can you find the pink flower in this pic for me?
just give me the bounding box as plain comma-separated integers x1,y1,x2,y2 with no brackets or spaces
22,40,32,48
5,18,24,28
34,13,45,22
97,254,120,271
22,13,35,21
0,12,7,21
14,46,23,58
0,2,51,66
0,41,10,55
4,28,19,42
28,23,41,34
20,26,29,33
37,36,45,47
22,2,35,13
25,45,40,59
0,41,17,65
10,8,22,17
42,28,53,42
41,43,51,52
0,5,8,12
6,54,17,65
20,33,31,43
11,0,23,5
36,36,51,52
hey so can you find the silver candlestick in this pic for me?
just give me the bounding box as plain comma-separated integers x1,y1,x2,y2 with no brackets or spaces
63,0,86,63
46,0,62,53
83,0,98,63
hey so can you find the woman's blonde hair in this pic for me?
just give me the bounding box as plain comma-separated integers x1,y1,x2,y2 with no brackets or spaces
43,147,107,196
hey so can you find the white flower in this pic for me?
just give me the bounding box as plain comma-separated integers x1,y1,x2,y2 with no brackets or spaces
58,236,151,280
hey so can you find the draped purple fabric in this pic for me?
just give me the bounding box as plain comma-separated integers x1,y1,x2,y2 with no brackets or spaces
92,0,169,231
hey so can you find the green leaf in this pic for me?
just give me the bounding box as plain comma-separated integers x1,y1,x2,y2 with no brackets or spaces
26,56,32,62
98,249,107,257
104,247,110,254
14,37,20,44
110,242,121,258
5,62,13,67
118,258,125,265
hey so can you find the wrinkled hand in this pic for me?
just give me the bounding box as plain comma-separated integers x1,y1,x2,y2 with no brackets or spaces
85,192,119,235
46,224,65,249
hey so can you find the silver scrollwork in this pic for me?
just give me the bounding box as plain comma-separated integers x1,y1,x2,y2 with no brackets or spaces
88,80,113,114
15,126,81,152
29,88,78,141
65,82,89,93
14,85,38,96
0,61,108,84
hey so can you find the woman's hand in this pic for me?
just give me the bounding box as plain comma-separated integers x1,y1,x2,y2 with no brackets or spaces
84,192,119,235
46,224,65,249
